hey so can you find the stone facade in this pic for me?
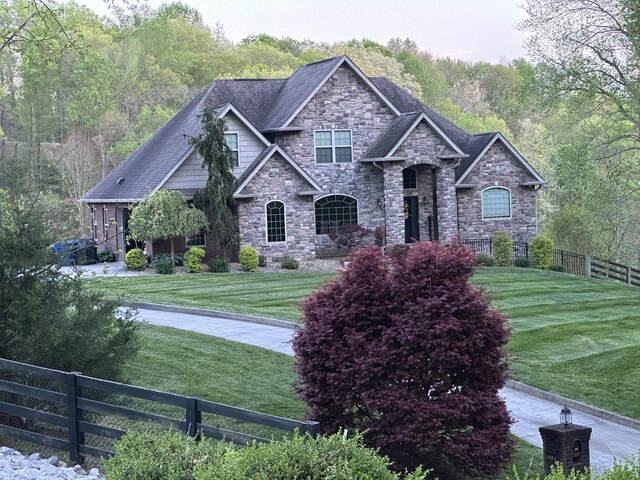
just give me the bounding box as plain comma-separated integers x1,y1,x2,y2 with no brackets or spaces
456,142,539,242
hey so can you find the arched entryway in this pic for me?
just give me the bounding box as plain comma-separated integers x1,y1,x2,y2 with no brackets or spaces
402,165,438,243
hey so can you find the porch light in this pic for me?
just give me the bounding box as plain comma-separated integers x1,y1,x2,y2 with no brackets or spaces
560,405,572,426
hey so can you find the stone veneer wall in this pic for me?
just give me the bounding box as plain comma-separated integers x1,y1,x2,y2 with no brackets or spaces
273,66,392,254
238,153,316,258
456,142,538,242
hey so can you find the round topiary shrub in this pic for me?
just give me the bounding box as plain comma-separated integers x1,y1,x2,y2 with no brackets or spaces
280,255,299,270
185,247,205,273
531,234,554,270
208,258,229,273
239,246,259,272
154,256,174,274
125,248,146,271
493,231,512,267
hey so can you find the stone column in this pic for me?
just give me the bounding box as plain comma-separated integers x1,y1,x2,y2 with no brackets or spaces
539,424,592,476
383,164,404,245
435,162,457,241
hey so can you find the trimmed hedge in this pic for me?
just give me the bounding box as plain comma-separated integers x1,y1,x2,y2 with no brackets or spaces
531,235,553,270
239,246,259,272
185,247,205,273
125,248,146,271
494,232,512,267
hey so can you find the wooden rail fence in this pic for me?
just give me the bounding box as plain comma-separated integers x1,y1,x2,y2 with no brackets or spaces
0,358,319,462
460,239,640,287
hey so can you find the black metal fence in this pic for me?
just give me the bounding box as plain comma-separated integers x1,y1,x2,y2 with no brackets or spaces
460,238,640,287
0,358,318,463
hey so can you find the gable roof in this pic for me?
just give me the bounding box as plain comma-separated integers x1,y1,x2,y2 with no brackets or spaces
456,133,545,185
81,85,211,203
261,56,401,131
233,145,323,197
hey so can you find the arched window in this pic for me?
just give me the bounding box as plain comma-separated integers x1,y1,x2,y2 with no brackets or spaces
315,194,358,235
482,187,511,219
266,201,286,242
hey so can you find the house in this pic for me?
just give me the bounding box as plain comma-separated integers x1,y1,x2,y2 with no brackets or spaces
81,55,545,261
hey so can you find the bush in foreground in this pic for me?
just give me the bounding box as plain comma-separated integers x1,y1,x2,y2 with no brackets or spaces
294,243,513,477
508,452,640,479
104,428,429,480
185,247,205,273
125,248,147,271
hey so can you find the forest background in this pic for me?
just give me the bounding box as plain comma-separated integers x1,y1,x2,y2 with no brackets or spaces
1,0,639,266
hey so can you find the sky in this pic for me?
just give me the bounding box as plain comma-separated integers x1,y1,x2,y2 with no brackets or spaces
83,0,530,63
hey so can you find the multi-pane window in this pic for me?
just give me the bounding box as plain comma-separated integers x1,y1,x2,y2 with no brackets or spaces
102,207,109,239
482,187,511,219
403,168,417,189
315,130,352,163
186,230,206,247
91,207,98,240
266,201,286,243
224,133,239,167
315,195,358,234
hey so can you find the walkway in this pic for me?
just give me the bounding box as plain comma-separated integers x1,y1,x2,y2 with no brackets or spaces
133,303,640,473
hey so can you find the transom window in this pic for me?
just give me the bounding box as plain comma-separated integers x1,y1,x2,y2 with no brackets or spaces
482,187,511,219
224,133,239,167
266,201,286,243
315,130,352,163
315,194,358,235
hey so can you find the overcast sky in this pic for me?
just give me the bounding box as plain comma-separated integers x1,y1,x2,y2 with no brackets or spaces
84,0,530,63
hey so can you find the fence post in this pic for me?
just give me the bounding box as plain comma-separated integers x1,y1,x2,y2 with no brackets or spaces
185,397,201,437
585,256,591,278
628,265,632,285
65,372,83,464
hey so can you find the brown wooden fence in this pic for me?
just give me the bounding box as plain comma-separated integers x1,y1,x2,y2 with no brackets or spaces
0,358,318,463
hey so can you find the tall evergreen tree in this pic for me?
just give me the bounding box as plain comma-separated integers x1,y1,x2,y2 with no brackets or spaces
188,108,238,256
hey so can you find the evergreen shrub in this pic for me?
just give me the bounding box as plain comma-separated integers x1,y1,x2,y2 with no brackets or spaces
280,255,299,270
476,253,497,266
513,257,532,268
258,254,267,268
154,257,174,274
208,258,229,273
185,247,205,273
531,234,554,270
494,231,513,266
239,246,259,271
125,248,146,271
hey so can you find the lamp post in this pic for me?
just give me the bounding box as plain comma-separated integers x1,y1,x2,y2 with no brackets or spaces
560,405,572,426
539,405,591,475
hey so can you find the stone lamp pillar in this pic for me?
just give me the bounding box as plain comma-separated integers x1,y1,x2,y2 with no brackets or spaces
539,406,592,475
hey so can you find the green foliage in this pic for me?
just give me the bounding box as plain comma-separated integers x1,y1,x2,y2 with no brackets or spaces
185,246,205,273
508,452,640,479
280,255,299,270
550,264,566,272
189,109,239,256
128,189,208,265
195,431,428,480
125,248,147,271
494,231,513,267
0,190,139,381
258,255,267,268
208,258,229,273
476,253,497,266
513,257,533,268
154,256,174,274
153,253,184,267
104,428,227,480
97,249,116,262
530,235,553,270
239,246,259,272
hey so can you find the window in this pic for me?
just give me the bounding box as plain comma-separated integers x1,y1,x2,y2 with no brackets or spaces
315,130,352,163
315,194,358,234
482,187,511,219
102,207,109,239
91,207,98,240
403,169,417,189
186,230,206,247
266,201,286,242
224,133,239,167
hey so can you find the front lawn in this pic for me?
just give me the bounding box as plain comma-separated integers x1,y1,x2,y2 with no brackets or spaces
93,267,640,419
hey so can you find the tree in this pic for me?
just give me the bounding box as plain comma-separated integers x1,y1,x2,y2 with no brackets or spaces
328,224,372,254
128,189,208,265
0,187,139,380
188,108,238,256
293,243,513,477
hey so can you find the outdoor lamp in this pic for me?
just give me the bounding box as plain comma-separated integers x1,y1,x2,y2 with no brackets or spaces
560,405,572,426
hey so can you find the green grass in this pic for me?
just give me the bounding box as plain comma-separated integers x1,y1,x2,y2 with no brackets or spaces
90,267,640,418
88,273,335,322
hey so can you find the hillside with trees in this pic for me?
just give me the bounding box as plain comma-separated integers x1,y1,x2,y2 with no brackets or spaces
1,0,638,266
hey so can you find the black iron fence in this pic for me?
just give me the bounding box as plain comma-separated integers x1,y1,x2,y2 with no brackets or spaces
460,238,640,287
0,358,318,463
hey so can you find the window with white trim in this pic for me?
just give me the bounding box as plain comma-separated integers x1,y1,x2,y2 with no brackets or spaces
315,195,358,234
482,187,511,219
266,201,286,243
224,133,239,167
186,230,206,248
91,207,98,240
315,130,352,163
102,207,109,239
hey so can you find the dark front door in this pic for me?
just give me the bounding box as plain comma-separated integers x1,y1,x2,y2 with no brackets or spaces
404,196,420,243
121,208,144,253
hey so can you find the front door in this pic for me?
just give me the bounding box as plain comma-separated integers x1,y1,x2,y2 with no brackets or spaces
404,196,420,243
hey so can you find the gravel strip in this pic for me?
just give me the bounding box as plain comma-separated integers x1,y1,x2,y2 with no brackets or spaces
0,447,103,479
